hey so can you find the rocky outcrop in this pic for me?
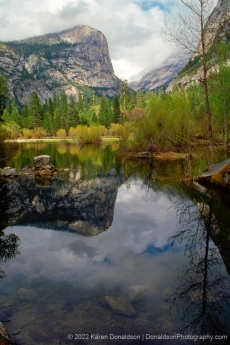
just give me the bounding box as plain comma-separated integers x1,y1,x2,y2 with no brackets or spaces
1,25,121,103
0,169,123,235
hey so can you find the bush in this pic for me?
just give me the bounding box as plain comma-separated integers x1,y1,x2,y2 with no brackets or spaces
21,128,33,139
32,127,47,139
56,128,67,139
70,124,106,144
3,121,21,139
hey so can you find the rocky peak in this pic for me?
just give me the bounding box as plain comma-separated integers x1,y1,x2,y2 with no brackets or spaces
0,25,121,104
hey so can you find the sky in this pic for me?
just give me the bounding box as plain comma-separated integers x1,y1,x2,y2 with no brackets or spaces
0,0,217,81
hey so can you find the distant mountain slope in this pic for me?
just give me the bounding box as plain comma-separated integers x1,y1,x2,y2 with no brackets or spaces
0,25,121,104
130,0,230,93
167,0,230,91
129,56,188,92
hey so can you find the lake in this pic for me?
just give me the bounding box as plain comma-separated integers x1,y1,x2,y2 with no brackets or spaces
0,142,230,345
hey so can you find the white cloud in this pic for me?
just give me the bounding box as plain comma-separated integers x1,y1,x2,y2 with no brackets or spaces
0,0,218,81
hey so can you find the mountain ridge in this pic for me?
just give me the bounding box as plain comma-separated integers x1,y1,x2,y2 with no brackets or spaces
0,25,121,104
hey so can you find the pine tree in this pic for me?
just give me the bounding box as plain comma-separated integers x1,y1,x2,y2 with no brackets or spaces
112,95,121,123
76,91,84,113
98,97,113,128
137,89,146,108
21,105,30,128
60,90,68,131
120,80,129,110
28,91,42,129
53,108,61,134
68,95,80,127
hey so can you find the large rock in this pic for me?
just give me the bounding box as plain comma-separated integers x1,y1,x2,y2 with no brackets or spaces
198,158,230,187
128,285,157,302
105,296,136,316
34,155,51,168
18,288,39,301
0,168,18,178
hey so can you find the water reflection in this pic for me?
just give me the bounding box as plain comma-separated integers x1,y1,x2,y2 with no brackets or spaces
167,184,230,343
1,143,230,344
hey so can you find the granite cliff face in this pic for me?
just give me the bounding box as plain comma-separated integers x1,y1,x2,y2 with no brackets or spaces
129,56,187,92
167,0,230,91
0,25,121,104
130,0,230,92
0,169,123,236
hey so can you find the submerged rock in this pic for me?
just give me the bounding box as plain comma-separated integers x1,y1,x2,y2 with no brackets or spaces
105,296,136,316
128,285,157,302
18,288,39,301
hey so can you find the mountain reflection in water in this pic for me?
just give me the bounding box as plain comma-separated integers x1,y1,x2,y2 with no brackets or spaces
0,143,230,344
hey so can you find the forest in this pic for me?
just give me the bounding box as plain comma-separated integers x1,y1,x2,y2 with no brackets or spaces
0,46,230,155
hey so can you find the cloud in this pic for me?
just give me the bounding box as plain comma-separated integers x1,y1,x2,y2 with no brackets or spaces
0,0,218,81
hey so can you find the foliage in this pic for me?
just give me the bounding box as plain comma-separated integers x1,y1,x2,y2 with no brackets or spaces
56,128,67,139
3,121,21,139
73,124,106,144
0,75,9,113
21,128,33,139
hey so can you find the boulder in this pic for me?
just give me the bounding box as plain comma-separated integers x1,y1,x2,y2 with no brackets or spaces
18,288,39,301
34,155,51,168
128,285,157,302
105,296,136,316
198,158,230,187
1,168,18,178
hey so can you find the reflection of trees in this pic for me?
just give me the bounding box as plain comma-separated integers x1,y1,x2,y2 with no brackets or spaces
0,231,19,280
0,180,20,279
167,186,230,341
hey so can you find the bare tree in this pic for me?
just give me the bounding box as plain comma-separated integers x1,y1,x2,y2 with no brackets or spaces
162,0,218,162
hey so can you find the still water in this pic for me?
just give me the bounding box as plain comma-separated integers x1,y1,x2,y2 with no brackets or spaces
0,143,230,345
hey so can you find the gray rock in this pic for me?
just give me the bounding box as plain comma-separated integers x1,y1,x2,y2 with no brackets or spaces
34,155,51,168
105,296,136,316
128,285,157,302
1,168,18,177
18,288,39,301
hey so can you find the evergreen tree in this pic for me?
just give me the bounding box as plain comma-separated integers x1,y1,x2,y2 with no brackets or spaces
0,75,9,116
137,89,146,108
28,91,42,129
21,105,30,128
68,95,80,127
98,97,113,128
11,98,21,126
60,90,68,131
76,91,84,113
112,95,121,123
53,108,61,133
120,80,129,110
